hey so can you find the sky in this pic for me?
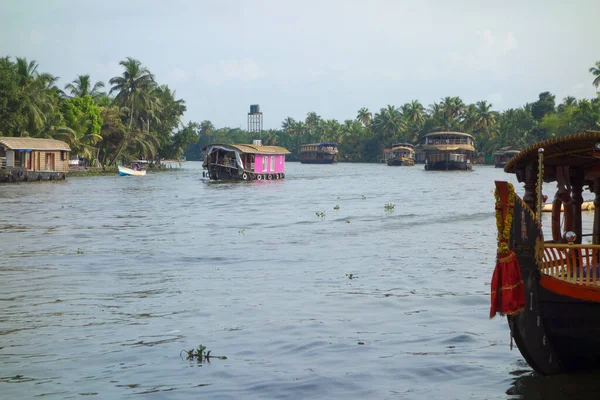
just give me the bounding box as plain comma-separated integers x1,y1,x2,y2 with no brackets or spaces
2,0,599,130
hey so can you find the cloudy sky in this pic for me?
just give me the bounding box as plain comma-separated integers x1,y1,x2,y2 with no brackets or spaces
2,0,599,129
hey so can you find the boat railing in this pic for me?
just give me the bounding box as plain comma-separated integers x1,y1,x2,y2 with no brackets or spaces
540,244,600,286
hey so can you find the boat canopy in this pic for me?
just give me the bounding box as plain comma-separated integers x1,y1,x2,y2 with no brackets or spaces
504,130,600,185
423,131,474,139
202,143,290,171
391,142,414,148
202,143,290,155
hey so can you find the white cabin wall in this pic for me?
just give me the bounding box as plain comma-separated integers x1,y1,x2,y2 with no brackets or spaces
6,150,14,167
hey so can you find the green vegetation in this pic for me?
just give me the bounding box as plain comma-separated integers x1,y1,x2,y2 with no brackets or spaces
181,344,227,362
1,56,599,165
187,61,600,163
0,56,198,166
315,210,326,218
384,203,395,211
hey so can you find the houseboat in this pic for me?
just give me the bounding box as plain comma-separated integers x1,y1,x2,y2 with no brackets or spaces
0,137,70,182
300,142,338,164
422,132,475,171
385,142,415,166
493,146,520,168
491,130,600,375
202,141,290,181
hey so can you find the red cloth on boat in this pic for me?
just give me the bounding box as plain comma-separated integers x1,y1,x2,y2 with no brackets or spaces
490,250,526,318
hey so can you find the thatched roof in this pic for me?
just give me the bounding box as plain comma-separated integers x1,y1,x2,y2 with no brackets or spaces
504,131,600,174
0,137,71,151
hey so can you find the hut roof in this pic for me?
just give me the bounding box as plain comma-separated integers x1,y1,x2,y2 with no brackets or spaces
504,131,600,174
202,143,290,155
0,137,71,151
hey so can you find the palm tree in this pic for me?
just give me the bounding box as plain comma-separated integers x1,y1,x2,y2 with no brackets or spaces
590,61,600,88
305,112,321,143
65,74,105,98
15,57,38,88
475,100,496,138
356,107,372,127
109,57,156,130
200,120,215,143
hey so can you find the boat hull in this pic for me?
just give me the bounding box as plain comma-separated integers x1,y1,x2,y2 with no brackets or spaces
300,153,337,164
498,182,600,375
425,160,472,170
118,166,146,176
387,158,415,166
203,165,285,181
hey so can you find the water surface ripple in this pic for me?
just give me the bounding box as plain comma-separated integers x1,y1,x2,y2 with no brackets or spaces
1,162,598,399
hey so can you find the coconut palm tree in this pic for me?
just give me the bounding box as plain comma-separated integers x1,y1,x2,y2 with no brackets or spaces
199,120,215,144
65,74,105,98
356,107,372,127
305,112,321,143
590,61,600,88
475,100,497,138
14,57,38,88
109,57,156,130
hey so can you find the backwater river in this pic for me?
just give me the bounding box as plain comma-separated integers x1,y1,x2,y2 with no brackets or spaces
2,162,600,399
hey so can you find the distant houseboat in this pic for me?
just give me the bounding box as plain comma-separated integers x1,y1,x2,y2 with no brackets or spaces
0,137,70,182
422,132,475,171
385,142,415,166
300,142,338,164
202,141,290,181
493,147,520,168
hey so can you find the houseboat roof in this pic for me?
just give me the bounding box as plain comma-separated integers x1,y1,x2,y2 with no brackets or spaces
391,142,414,148
302,142,339,147
493,147,520,156
423,131,474,139
202,143,290,155
0,137,71,151
504,131,600,178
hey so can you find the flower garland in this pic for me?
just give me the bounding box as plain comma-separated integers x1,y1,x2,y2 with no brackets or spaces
536,157,544,217
494,182,515,255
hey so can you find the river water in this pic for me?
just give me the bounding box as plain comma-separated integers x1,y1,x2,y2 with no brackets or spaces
1,162,600,399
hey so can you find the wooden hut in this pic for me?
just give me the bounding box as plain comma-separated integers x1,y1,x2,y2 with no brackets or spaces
0,137,71,182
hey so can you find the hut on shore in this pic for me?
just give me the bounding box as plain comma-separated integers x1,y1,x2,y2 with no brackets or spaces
0,137,71,182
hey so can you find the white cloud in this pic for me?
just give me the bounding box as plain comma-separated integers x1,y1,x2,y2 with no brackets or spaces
197,58,267,85
487,92,504,106
481,30,495,48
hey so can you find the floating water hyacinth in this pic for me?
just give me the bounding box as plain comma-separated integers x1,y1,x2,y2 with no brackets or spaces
181,344,227,362
334,205,340,210
384,203,395,211
316,211,325,218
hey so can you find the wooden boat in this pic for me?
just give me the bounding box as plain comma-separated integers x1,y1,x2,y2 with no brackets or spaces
201,141,290,181
422,132,475,171
541,200,595,212
493,147,520,168
491,130,600,375
118,165,146,176
300,142,338,164
385,143,415,166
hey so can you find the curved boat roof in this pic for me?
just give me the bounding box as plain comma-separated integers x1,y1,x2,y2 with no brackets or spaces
423,131,474,139
504,130,600,175
202,143,290,155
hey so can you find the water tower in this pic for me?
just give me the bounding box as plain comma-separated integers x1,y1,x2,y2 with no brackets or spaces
247,104,263,135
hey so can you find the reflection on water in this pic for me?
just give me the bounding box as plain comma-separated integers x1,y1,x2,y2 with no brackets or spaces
508,369,600,400
0,162,598,399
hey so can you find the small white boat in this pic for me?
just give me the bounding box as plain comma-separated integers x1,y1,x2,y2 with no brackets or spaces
118,165,146,176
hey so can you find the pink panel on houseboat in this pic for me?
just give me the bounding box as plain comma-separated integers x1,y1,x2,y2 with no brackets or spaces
253,154,286,174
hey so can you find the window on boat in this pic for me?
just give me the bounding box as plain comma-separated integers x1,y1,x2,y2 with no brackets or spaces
270,156,275,171
262,156,268,171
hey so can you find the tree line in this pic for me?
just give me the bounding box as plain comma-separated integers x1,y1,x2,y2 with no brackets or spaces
190,61,600,163
0,56,199,166
1,56,599,165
